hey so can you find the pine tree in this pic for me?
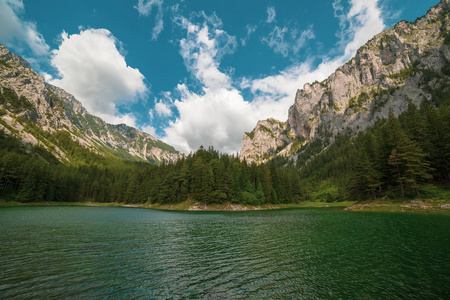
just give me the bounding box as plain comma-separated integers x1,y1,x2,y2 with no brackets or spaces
422,103,450,180
388,149,405,198
397,139,433,196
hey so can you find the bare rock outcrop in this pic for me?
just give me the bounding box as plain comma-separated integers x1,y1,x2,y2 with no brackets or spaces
241,0,450,164
0,44,181,164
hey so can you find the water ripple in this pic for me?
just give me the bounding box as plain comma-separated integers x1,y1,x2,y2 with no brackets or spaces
0,207,449,299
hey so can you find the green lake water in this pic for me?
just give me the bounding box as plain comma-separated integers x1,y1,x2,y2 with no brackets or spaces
0,206,449,299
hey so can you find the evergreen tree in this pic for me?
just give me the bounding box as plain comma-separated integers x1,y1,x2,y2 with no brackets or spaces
397,139,433,196
388,149,405,198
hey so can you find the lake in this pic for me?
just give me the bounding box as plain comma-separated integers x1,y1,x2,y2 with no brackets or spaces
0,206,449,299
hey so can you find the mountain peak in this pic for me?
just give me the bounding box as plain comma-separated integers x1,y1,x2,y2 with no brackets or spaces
241,0,450,164
0,43,181,164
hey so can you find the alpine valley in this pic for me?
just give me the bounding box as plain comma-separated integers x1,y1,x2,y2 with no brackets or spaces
0,0,449,208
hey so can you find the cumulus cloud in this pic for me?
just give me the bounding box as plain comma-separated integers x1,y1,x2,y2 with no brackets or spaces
161,14,268,154
155,101,172,117
50,28,147,127
134,0,164,40
266,6,276,23
141,124,158,137
176,13,237,90
0,0,49,57
164,84,255,154
161,0,385,154
108,113,138,128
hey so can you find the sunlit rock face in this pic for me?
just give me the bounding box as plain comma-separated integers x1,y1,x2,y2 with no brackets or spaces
0,44,181,164
241,0,450,164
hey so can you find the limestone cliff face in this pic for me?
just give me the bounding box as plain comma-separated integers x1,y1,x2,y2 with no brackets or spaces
239,118,296,165
241,0,450,163
0,44,181,164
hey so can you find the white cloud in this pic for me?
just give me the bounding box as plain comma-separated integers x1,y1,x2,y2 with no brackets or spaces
134,0,162,16
161,14,264,154
155,101,172,117
293,25,315,54
50,29,147,127
240,24,257,46
262,26,288,57
248,0,385,118
152,7,164,40
0,0,49,57
176,14,237,90
104,113,138,128
162,0,385,154
134,0,164,40
141,124,158,137
344,0,384,58
262,25,315,58
42,72,53,82
266,6,276,24
164,84,255,154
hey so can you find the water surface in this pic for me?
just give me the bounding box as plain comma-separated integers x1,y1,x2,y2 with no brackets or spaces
0,206,449,299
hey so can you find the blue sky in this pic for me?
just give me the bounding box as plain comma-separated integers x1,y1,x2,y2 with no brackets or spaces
0,0,439,153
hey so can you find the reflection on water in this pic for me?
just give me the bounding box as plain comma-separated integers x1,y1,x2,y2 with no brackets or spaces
0,206,449,298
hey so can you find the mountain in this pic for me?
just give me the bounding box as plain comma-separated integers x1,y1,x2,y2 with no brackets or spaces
0,44,181,164
240,0,450,164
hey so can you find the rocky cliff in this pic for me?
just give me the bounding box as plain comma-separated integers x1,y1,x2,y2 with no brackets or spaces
0,44,181,164
240,0,450,164
239,118,294,164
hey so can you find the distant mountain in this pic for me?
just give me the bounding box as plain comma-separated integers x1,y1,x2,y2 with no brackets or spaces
240,0,450,164
0,44,181,164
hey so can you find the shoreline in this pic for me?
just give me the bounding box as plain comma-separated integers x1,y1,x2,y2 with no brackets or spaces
345,199,450,214
1,199,449,214
0,200,355,211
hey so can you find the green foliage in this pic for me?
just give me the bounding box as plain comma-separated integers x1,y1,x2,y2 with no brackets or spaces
441,61,450,77
259,125,275,138
83,114,101,136
245,130,255,139
348,97,356,108
442,31,450,45
0,59,11,68
379,34,393,48
347,92,370,113
357,92,369,106
296,102,448,201
419,68,440,85
0,87,33,113
1,89,448,205
0,133,304,205
388,66,415,80
147,139,177,154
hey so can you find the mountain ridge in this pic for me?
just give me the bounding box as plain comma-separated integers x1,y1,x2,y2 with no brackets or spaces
0,44,181,164
240,0,450,164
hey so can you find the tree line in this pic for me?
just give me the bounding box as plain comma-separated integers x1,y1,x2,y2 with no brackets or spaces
0,99,448,205
0,134,304,205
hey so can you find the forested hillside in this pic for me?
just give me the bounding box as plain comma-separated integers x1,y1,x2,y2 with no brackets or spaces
0,97,448,205
0,131,303,205
294,97,450,201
